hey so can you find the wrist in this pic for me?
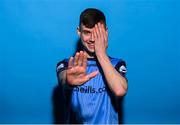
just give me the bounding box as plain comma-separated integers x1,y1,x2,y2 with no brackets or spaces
96,52,109,63
95,50,106,58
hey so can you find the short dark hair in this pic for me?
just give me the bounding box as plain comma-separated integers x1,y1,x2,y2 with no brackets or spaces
79,8,106,29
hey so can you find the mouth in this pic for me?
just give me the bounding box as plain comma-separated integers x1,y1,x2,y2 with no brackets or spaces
87,43,94,49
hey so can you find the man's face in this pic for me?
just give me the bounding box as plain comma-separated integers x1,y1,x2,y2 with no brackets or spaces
77,25,96,53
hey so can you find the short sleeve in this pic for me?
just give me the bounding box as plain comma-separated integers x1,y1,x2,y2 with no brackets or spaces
56,59,68,75
115,60,127,78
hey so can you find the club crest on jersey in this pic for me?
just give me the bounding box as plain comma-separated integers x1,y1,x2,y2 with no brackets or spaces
119,65,127,73
57,63,64,70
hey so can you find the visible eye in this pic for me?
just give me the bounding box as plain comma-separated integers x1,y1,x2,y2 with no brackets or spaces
82,31,91,35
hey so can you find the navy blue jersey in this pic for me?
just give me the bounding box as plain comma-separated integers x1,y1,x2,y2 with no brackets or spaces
56,57,127,124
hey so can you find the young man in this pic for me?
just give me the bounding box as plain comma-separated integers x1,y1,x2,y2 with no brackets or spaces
56,8,128,124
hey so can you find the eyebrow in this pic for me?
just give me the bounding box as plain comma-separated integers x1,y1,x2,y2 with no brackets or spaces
82,30,91,33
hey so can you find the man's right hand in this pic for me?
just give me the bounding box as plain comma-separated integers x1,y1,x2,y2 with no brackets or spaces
66,51,99,86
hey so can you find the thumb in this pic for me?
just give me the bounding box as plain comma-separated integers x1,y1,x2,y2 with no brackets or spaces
76,71,99,85
86,70,99,79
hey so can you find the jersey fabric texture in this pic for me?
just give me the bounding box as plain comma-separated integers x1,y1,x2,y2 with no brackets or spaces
56,57,127,124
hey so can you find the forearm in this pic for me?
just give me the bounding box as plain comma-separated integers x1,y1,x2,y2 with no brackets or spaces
58,70,67,85
58,70,74,90
96,53,128,97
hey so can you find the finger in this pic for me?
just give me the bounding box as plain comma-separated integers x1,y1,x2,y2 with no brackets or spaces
96,23,100,34
78,51,83,66
76,78,88,85
101,23,106,41
86,70,99,79
97,23,104,44
92,28,96,42
75,71,99,85
100,23,106,44
68,57,73,69
92,29,98,49
105,29,108,42
82,52,87,68
98,22,103,36
101,23,108,47
95,24,100,39
105,28,108,48
93,25,98,40
74,52,79,66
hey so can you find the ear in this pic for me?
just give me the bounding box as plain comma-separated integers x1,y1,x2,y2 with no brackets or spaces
77,27,81,36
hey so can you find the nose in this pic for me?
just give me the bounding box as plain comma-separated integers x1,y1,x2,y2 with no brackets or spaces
90,33,95,42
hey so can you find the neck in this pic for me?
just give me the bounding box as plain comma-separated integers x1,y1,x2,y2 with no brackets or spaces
84,51,95,58
82,48,95,58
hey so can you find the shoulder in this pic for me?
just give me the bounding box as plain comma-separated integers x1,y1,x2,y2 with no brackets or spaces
57,58,68,67
109,57,126,66
56,58,69,73
109,56,127,75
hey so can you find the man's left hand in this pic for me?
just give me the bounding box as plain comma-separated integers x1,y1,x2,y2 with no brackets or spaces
93,22,108,57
